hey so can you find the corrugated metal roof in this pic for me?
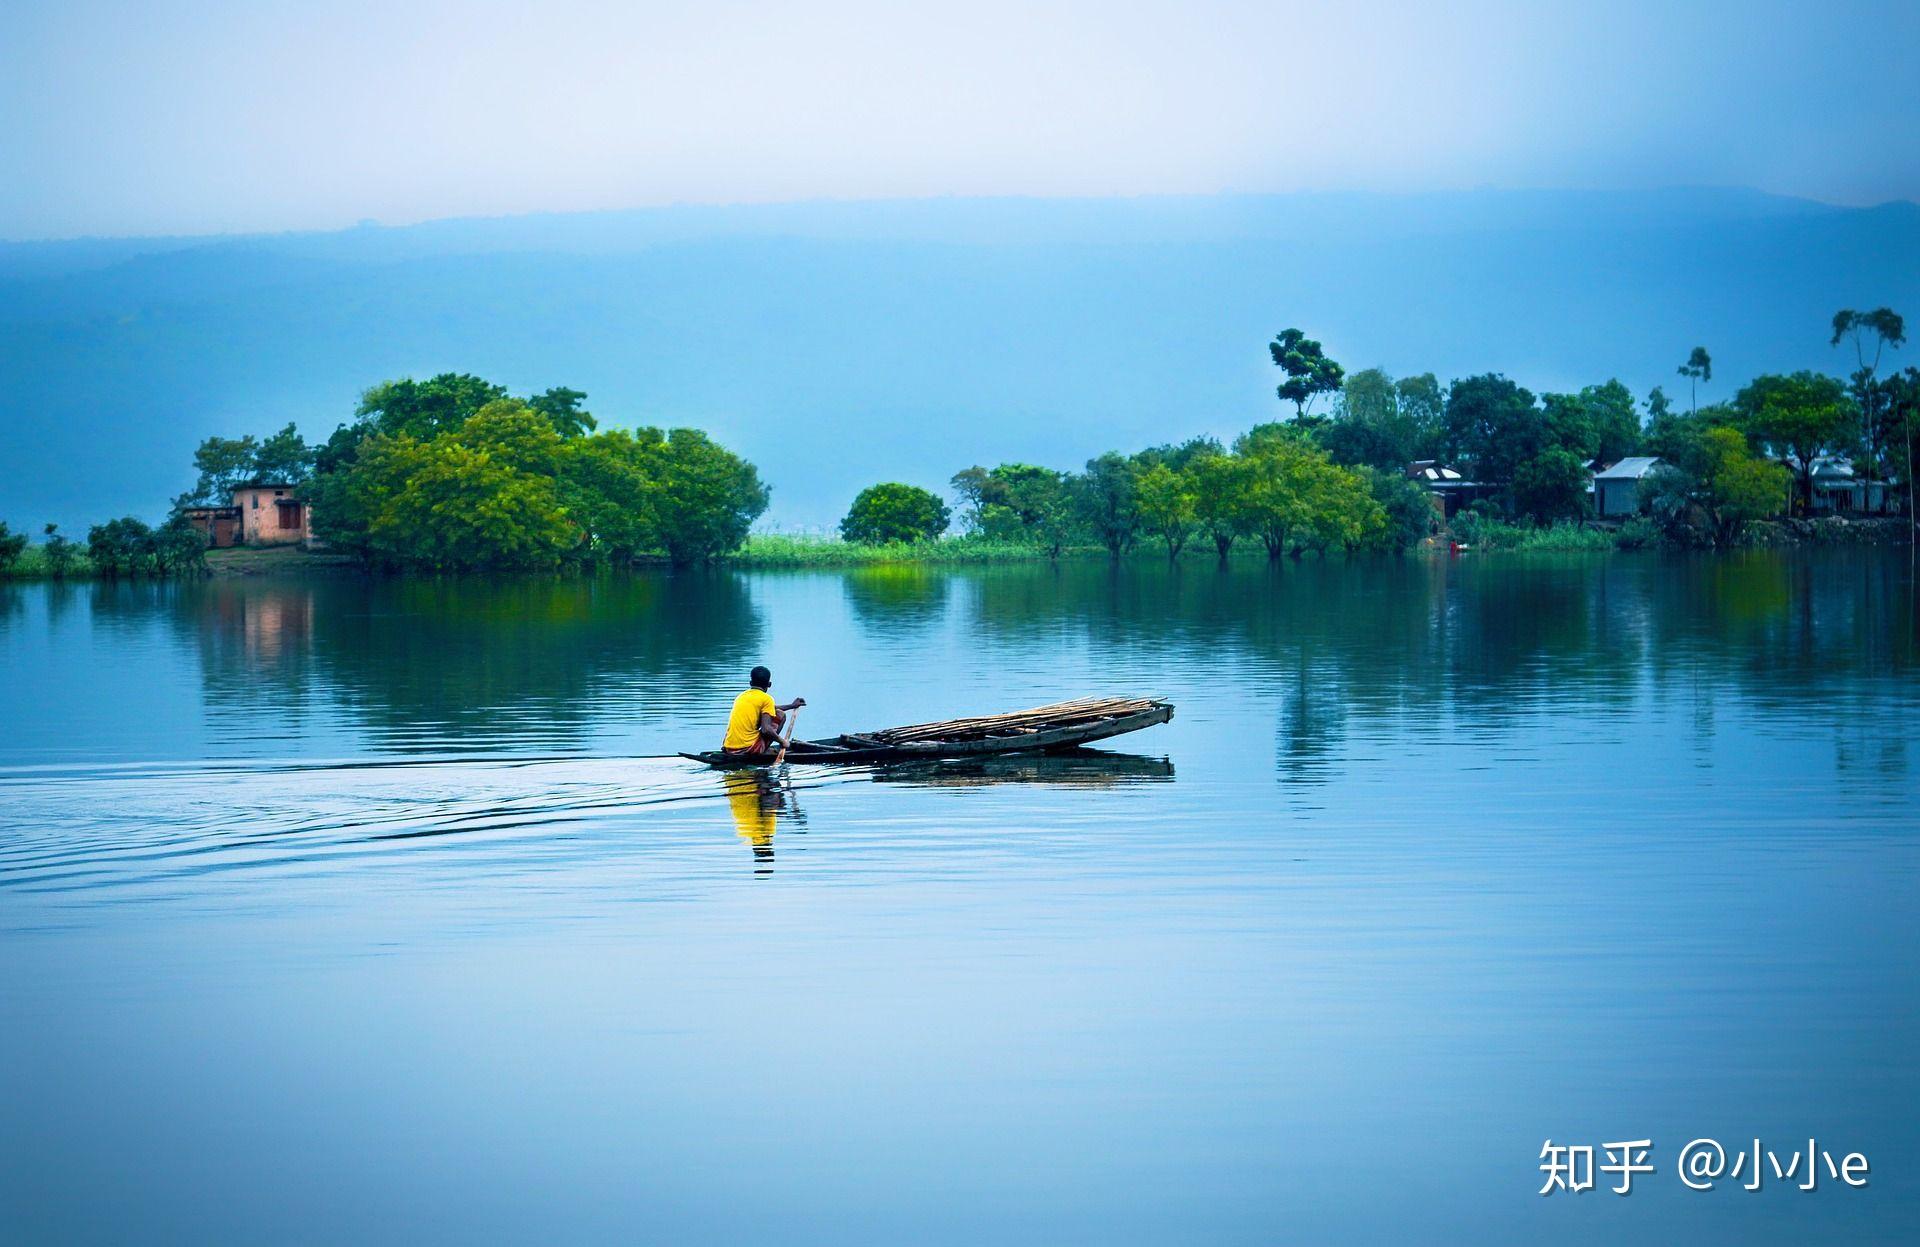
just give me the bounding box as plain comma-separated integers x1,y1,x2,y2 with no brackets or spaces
1594,456,1661,479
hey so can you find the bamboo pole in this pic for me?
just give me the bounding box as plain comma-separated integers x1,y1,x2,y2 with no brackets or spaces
867,696,1162,743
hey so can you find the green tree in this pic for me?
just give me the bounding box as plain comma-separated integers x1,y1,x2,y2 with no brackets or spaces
839,483,951,544
1233,430,1378,558
154,514,209,575
1075,452,1142,559
1298,461,1386,553
1677,346,1712,414
1644,426,1789,543
355,373,510,440
251,423,314,484
1537,381,1639,467
307,400,579,571
1737,371,1856,514
184,424,313,505
1134,462,1197,560
1269,328,1345,419
40,524,79,577
185,434,261,505
1511,448,1591,523
1187,449,1250,562
86,517,156,577
559,429,663,564
650,428,770,565
953,463,1081,555
0,522,27,573
1581,380,1642,464
1394,373,1445,458
453,399,567,474
1443,374,1542,494
1321,367,1425,471
306,373,768,569
1702,430,1791,538
1883,368,1920,531
1831,308,1905,509
357,435,578,571
1358,467,1435,550
529,386,597,438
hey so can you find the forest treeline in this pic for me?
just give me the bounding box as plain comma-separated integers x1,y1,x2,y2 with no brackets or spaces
2,307,1911,577
850,311,1913,559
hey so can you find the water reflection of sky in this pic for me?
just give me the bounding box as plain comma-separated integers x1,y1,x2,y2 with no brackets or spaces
1,551,1916,1244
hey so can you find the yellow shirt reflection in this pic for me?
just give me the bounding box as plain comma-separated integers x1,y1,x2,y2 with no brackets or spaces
724,771,776,848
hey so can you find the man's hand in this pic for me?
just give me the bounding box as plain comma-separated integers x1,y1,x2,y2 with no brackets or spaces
781,697,807,711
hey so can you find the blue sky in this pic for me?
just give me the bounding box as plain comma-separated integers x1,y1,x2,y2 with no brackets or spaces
2,0,1917,239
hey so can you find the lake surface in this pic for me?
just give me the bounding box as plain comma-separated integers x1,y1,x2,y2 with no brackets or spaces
3,551,1917,1244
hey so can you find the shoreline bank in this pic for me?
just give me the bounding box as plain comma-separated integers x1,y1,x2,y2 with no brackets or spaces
3,517,1913,581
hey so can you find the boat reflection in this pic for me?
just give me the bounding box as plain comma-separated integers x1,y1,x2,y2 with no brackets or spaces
870,747,1174,789
714,749,1171,873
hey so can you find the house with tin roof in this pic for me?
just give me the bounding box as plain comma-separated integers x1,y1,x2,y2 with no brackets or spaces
1592,457,1661,518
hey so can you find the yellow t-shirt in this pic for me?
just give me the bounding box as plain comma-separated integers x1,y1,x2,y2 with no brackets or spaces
723,688,777,751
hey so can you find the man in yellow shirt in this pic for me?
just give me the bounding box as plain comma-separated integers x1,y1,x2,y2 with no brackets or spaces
722,666,807,756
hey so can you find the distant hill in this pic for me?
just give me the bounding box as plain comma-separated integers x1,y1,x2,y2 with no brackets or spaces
2,189,1916,531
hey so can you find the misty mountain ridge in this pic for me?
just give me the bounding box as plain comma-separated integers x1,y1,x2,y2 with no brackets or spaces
2,188,1915,531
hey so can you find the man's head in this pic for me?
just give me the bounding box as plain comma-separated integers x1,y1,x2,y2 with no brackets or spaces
750,666,772,690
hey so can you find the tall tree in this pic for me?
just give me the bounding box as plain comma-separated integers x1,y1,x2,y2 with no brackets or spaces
529,387,597,438
1269,328,1345,419
650,429,771,565
1075,452,1143,560
250,423,314,485
1134,463,1197,561
1881,367,1920,537
560,429,662,563
1677,347,1712,415
1321,367,1424,471
1442,374,1542,496
1644,426,1788,545
1393,372,1445,459
355,373,509,440
1831,308,1906,510
1512,449,1591,523
1584,380,1642,464
1187,449,1250,562
184,434,260,505
1737,371,1855,515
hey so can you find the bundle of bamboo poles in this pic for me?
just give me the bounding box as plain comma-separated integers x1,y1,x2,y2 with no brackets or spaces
867,696,1163,744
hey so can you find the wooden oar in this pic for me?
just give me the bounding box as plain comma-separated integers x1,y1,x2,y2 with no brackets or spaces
773,706,801,765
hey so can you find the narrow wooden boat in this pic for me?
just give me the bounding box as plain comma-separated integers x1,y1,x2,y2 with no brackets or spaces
679,696,1173,768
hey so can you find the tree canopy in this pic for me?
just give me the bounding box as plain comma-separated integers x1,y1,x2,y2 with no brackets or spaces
1270,328,1346,418
290,377,767,569
840,483,951,544
1736,371,1855,513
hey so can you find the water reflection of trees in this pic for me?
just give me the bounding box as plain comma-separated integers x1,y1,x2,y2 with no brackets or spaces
74,546,1915,776
918,549,1916,785
155,572,763,753
840,565,952,630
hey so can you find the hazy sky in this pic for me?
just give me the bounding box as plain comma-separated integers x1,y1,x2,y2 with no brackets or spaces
3,0,1916,239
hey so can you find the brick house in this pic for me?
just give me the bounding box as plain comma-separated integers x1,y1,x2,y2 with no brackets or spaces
182,483,311,547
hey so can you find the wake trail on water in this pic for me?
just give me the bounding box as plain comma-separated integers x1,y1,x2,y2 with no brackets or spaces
0,754,864,895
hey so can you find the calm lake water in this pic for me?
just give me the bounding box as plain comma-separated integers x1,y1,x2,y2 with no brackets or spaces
3,551,1917,1244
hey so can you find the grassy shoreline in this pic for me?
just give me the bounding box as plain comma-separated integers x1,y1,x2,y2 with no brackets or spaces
5,519,1909,580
